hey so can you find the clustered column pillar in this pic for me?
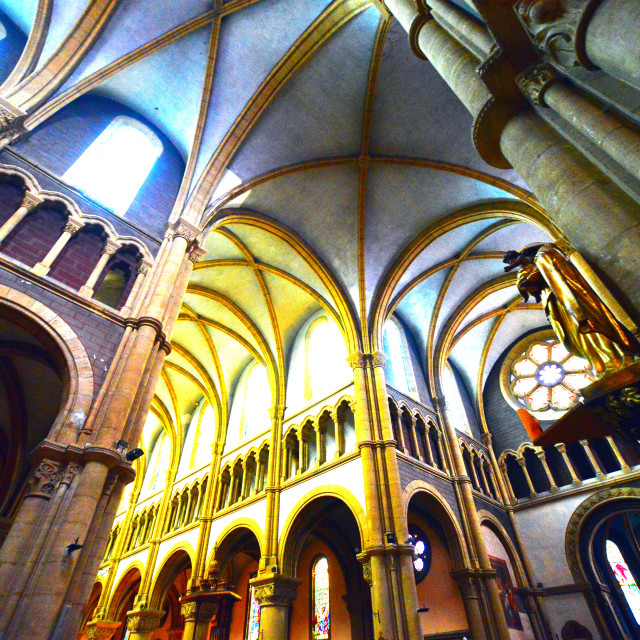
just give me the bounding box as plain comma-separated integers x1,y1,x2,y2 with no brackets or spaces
385,0,640,317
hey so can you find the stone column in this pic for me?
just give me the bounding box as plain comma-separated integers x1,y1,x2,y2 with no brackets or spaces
423,424,435,466
180,600,218,640
125,608,164,640
606,436,630,473
515,0,640,90
451,570,487,640
555,443,581,485
79,240,119,298
251,574,299,640
516,64,640,184
580,439,605,480
315,420,326,466
517,456,538,499
536,450,559,493
0,192,42,244
120,262,152,316
332,409,345,456
387,0,640,315
32,217,84,276
409,416,423,462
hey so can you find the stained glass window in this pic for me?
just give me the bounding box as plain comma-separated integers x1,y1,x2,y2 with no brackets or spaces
312,556,330,639
409,524,432,584
606,540,640,624
63,116,162,216
245,583,261,640
510,338,592,414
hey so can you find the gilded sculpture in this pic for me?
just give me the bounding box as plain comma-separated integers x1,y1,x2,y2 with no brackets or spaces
503,244,639,380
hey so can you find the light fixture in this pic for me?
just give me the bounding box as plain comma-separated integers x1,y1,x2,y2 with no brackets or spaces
385,532,396,544
125,448,144,462
115,439,128,452
64,538,84,556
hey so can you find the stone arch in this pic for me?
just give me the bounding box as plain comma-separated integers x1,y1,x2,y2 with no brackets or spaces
148,546,194,611
209,518,264,575
403,480,469,569
0,286,93,437
107,564,143,620
279,485,367,576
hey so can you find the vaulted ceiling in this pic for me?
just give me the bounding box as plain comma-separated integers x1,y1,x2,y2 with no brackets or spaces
0,0,558,434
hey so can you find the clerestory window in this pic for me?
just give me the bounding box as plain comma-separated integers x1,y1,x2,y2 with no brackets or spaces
63,116,162,216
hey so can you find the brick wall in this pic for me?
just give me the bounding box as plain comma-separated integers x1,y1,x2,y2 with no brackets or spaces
0,204,67,268
0,267,124,390
0,180,24,227
397,457,461,519
48,224,106,291
13,96,184,240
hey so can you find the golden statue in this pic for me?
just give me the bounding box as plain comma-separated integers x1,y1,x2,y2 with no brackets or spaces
503,244,638,379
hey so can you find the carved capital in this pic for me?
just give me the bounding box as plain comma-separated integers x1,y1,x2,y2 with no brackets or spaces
21,192,43,212
251,575,300,606
102,241,119,256
25,459,64,498
170,220,200,243
360,559,373,586
515,0,600,69
0,98,27,133
347,351,366,369
137,262,150,275
60,463,82,485
64,219,83,235
86,620,121,640
126,609,164,632
515,63,558,105
371,351,387,368
180,601,198,621
346,351,386,369
188,245,207,264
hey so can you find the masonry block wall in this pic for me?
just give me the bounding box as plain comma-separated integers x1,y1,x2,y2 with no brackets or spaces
12,96,185,240
0,269,125,389
47,225,106,291
1,205,67,268
0,180,23,227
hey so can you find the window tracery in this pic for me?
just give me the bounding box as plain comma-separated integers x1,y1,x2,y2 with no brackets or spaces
510,338,592,414
245,576,261,640
409,524,432,584
63,116,162,216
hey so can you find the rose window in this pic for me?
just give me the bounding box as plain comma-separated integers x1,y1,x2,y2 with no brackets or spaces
510,339,593,413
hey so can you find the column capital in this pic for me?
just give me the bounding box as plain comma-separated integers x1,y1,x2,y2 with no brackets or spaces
125,608,164,633
103,240,120,256
21,191,43,211
0,97,27,133
137,261,152,275
64,217,84,234
169,219,201,243
250,574,300,606
188,243,207,264
346,351,386,369
514,0,599,69
86,619,122,640
24,459,64,499
515,62,558,106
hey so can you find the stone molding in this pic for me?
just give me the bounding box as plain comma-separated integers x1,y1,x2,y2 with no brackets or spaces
170,219,201,243
346,351,387,369
515,0,601,69
188,245,207,264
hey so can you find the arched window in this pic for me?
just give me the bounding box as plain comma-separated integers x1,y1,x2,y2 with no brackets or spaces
382,319,413,396
0,22,6,41
228,362,271,446
606,540,640,624
245,574,261,640
304,316,348,402
63,116,163,216
311,556,330,639
146,433,170,492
